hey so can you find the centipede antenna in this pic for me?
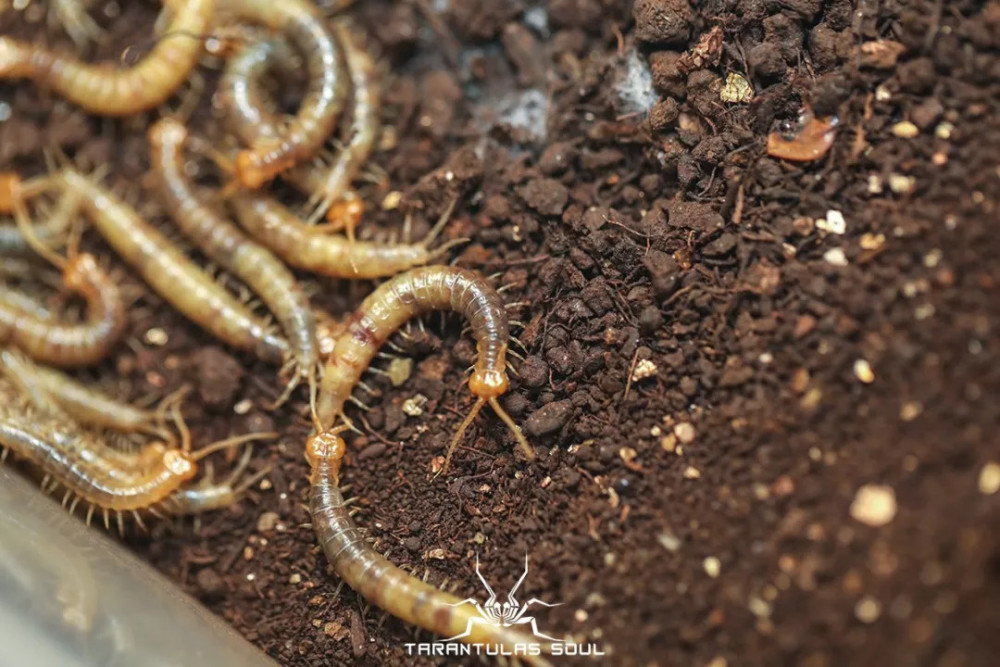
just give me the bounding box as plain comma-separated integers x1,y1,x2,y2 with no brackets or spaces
488,397,534,461
422,196,458,248
440,396,486,474
13,196,67,270
268,370,300,410
234,464,274,496
348,396,370,411
191,431,278,463
427,237,469,261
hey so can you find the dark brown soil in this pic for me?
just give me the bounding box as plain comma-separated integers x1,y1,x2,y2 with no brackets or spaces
3,1,1000,666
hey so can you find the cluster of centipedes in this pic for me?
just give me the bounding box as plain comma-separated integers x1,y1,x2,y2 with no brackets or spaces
0,0,554,658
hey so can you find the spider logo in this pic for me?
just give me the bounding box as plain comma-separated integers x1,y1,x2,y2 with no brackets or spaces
439,554,563,643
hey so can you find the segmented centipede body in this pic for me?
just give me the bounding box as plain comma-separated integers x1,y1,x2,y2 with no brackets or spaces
0,0,216,116
306,432,551,666
0,172,81,254
317,266,532,468
0,391,197,520
229,192,447,279
216,0,347,188
0,349,163,436
58,169,289,364
0,253,126,367
219,21,379,226
148,118,318,401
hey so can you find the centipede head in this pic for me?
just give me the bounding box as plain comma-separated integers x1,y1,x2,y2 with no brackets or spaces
441,365,535,476
163,449,198,482
305,427,348,485
61,253,99,290
0,171,20,213
147,117,189,149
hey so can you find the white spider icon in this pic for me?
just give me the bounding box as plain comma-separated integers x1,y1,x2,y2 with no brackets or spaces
439,554,563,643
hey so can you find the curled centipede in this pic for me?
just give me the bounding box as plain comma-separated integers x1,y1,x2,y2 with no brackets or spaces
148,117,319,410
0,0,216,116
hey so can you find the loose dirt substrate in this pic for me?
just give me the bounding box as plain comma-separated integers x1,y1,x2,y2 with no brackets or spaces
2,0,999,665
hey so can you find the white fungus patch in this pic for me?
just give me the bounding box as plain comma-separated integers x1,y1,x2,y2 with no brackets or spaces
615,49,658,116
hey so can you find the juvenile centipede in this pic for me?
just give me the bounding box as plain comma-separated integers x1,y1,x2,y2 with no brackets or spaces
148,118,319,407
306,432,551,666
317,265,532,469
0,349,168,437
0,0,216,116
219,21,379,228
229,192,461,279
216,0,347,188
0,388,197,532
57,169,290,364
0,253,126,367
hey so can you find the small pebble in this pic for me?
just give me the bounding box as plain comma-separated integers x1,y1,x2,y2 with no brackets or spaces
703,556,721,578
978,462,1000,495
854,359,875,384
256,512,280,532
823,247,848,266
674,422,696,443
683,466,701,479
891,121,919,138
855,596,882,623
850,485,897,526
631,358,658,382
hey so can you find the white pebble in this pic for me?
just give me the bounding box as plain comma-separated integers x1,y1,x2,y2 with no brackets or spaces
850,485,897,527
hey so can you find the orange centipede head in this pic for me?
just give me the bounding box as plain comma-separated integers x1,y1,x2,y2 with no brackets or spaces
163,450,198,482
0,172,21,213
326,192,364,230
468,368,509,399
148,117,188,148
306,430,347,485
62,253,99,290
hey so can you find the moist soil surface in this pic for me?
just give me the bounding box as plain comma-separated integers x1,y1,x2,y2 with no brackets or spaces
2,1,1000,665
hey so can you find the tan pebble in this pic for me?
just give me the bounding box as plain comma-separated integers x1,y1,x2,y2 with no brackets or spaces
854,359,875,384
900,401,922,421
892,121,919,138
703,556,721,578
256,511,280,532
850,484,897,526
855,596,882,623
631,358,658,381
289,573,302,585
860,233,885,250
660,433,677,453
683,466,701,480
978,462,1000,495
674,422,696,443
619,446,638,463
